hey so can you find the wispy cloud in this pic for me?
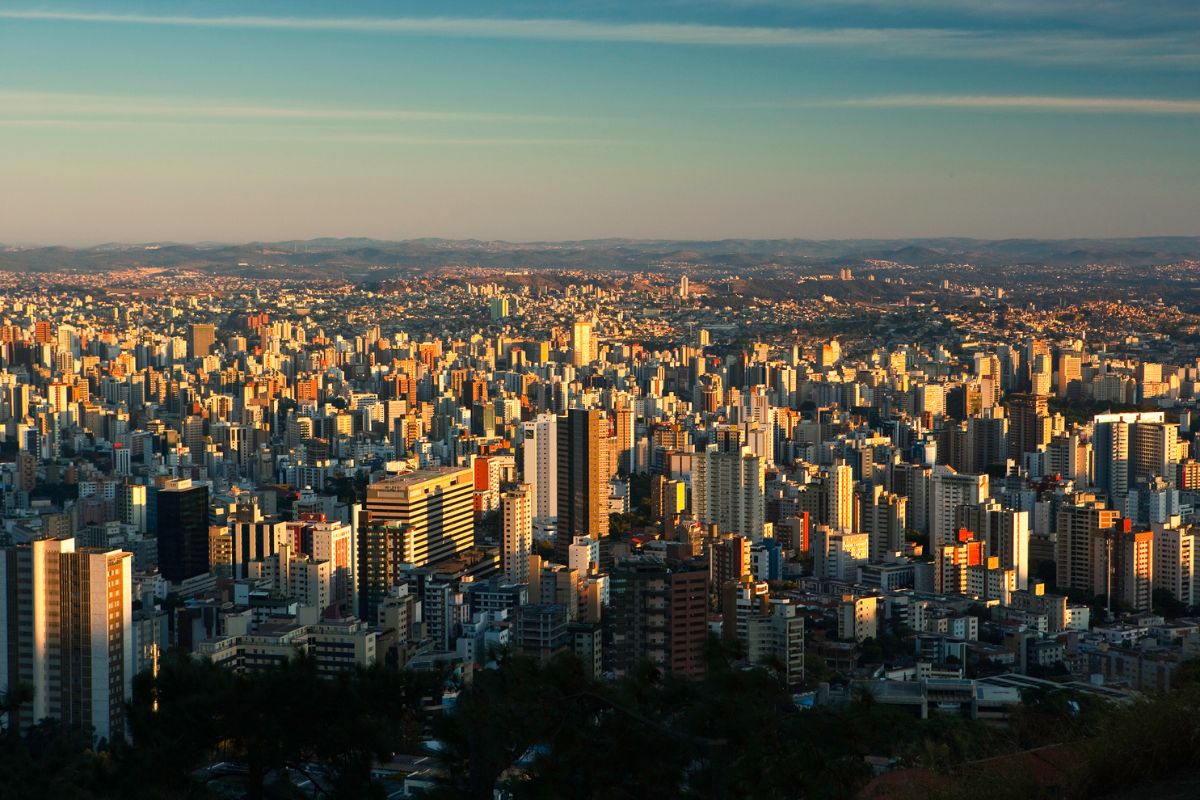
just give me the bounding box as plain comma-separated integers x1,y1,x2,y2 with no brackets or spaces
1,9,1197,66
0,90,557,123
824,94,1200,113
0,96,618,145
700,0,1200,22
311,133,626,146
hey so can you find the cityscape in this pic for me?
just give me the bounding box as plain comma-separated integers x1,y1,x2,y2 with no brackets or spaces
3,3,1200,800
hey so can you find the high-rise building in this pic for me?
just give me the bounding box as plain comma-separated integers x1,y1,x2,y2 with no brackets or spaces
954,498,1030,589
1131,420,1179,486
607,556,708,679
1093,411,1171,501
1007,392,1049,460
571,320,593,367
856,483,907,561
1057,353,1082,398
1055,493,1121,596
936,528,986,595
692,445,766,542
1109,526,1153,612
230,500,287,580
187,322,215,361
118,482,148,533
356,519,414,622
811,526,869,581
521,412,558,521
612,401,634,476
556,408,610,562
0,538,134,742
1152,519,1195,608
156,478,211,583
825,462,855,533
306,518,356,615
365,466,474,567
501,485,533,584
929,466,988,550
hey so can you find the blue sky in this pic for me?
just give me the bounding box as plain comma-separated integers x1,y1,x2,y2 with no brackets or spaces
1,1,1197,244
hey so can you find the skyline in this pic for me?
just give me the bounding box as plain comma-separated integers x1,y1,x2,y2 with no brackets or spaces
2,1,1199,244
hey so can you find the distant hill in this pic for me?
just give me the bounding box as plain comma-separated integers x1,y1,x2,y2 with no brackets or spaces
2,236,1198,277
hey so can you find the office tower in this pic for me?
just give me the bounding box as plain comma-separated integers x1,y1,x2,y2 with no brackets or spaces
502,485,533,584
954,498,1030,589
966,412,1008,474
916,383,945,417
0,538,134,742
607,556,708,679
890,462,932,534
1057,352,1082,398
1055,494,1121,596
1131,420,1179,486
1007,392,1049,460
118,482,148,533
556,408,610,562
230,514,287,580
1093,412,1169,501
8,383,31,420
521,412,558,520
612,402,634,476
825,462,855,533
571,319,593,367
156,478,210,583
1152,519,1195,608
1109,526,1153,613
188,322,215,360
857,483,907,561
692,445,766,542
365,466,474,567
356,519,414,622
929,466,988,550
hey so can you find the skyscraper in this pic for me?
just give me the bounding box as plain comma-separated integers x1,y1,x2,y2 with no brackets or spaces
187,322,215,361
607,556,708,680
156,478,211,583
521,412,558,521
1,537,134,742
556,408,610,562
1093,411,1172,502
692,445,766,542
1152,519,1194,608
857,483,907,561
1055,493,1121,596
502,485,533,584
826,462,855,534
955,498,1030,589
1007,392,1049,461
571,319,593,367
929,466,988,550
356,519,414,622
365,466,474,567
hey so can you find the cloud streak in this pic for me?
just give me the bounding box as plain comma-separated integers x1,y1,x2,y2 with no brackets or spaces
827,94,1200,113
0,90,557,123
1,9,1197,66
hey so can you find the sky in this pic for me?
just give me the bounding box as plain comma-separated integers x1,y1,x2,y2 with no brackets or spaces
1,1,1198,245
